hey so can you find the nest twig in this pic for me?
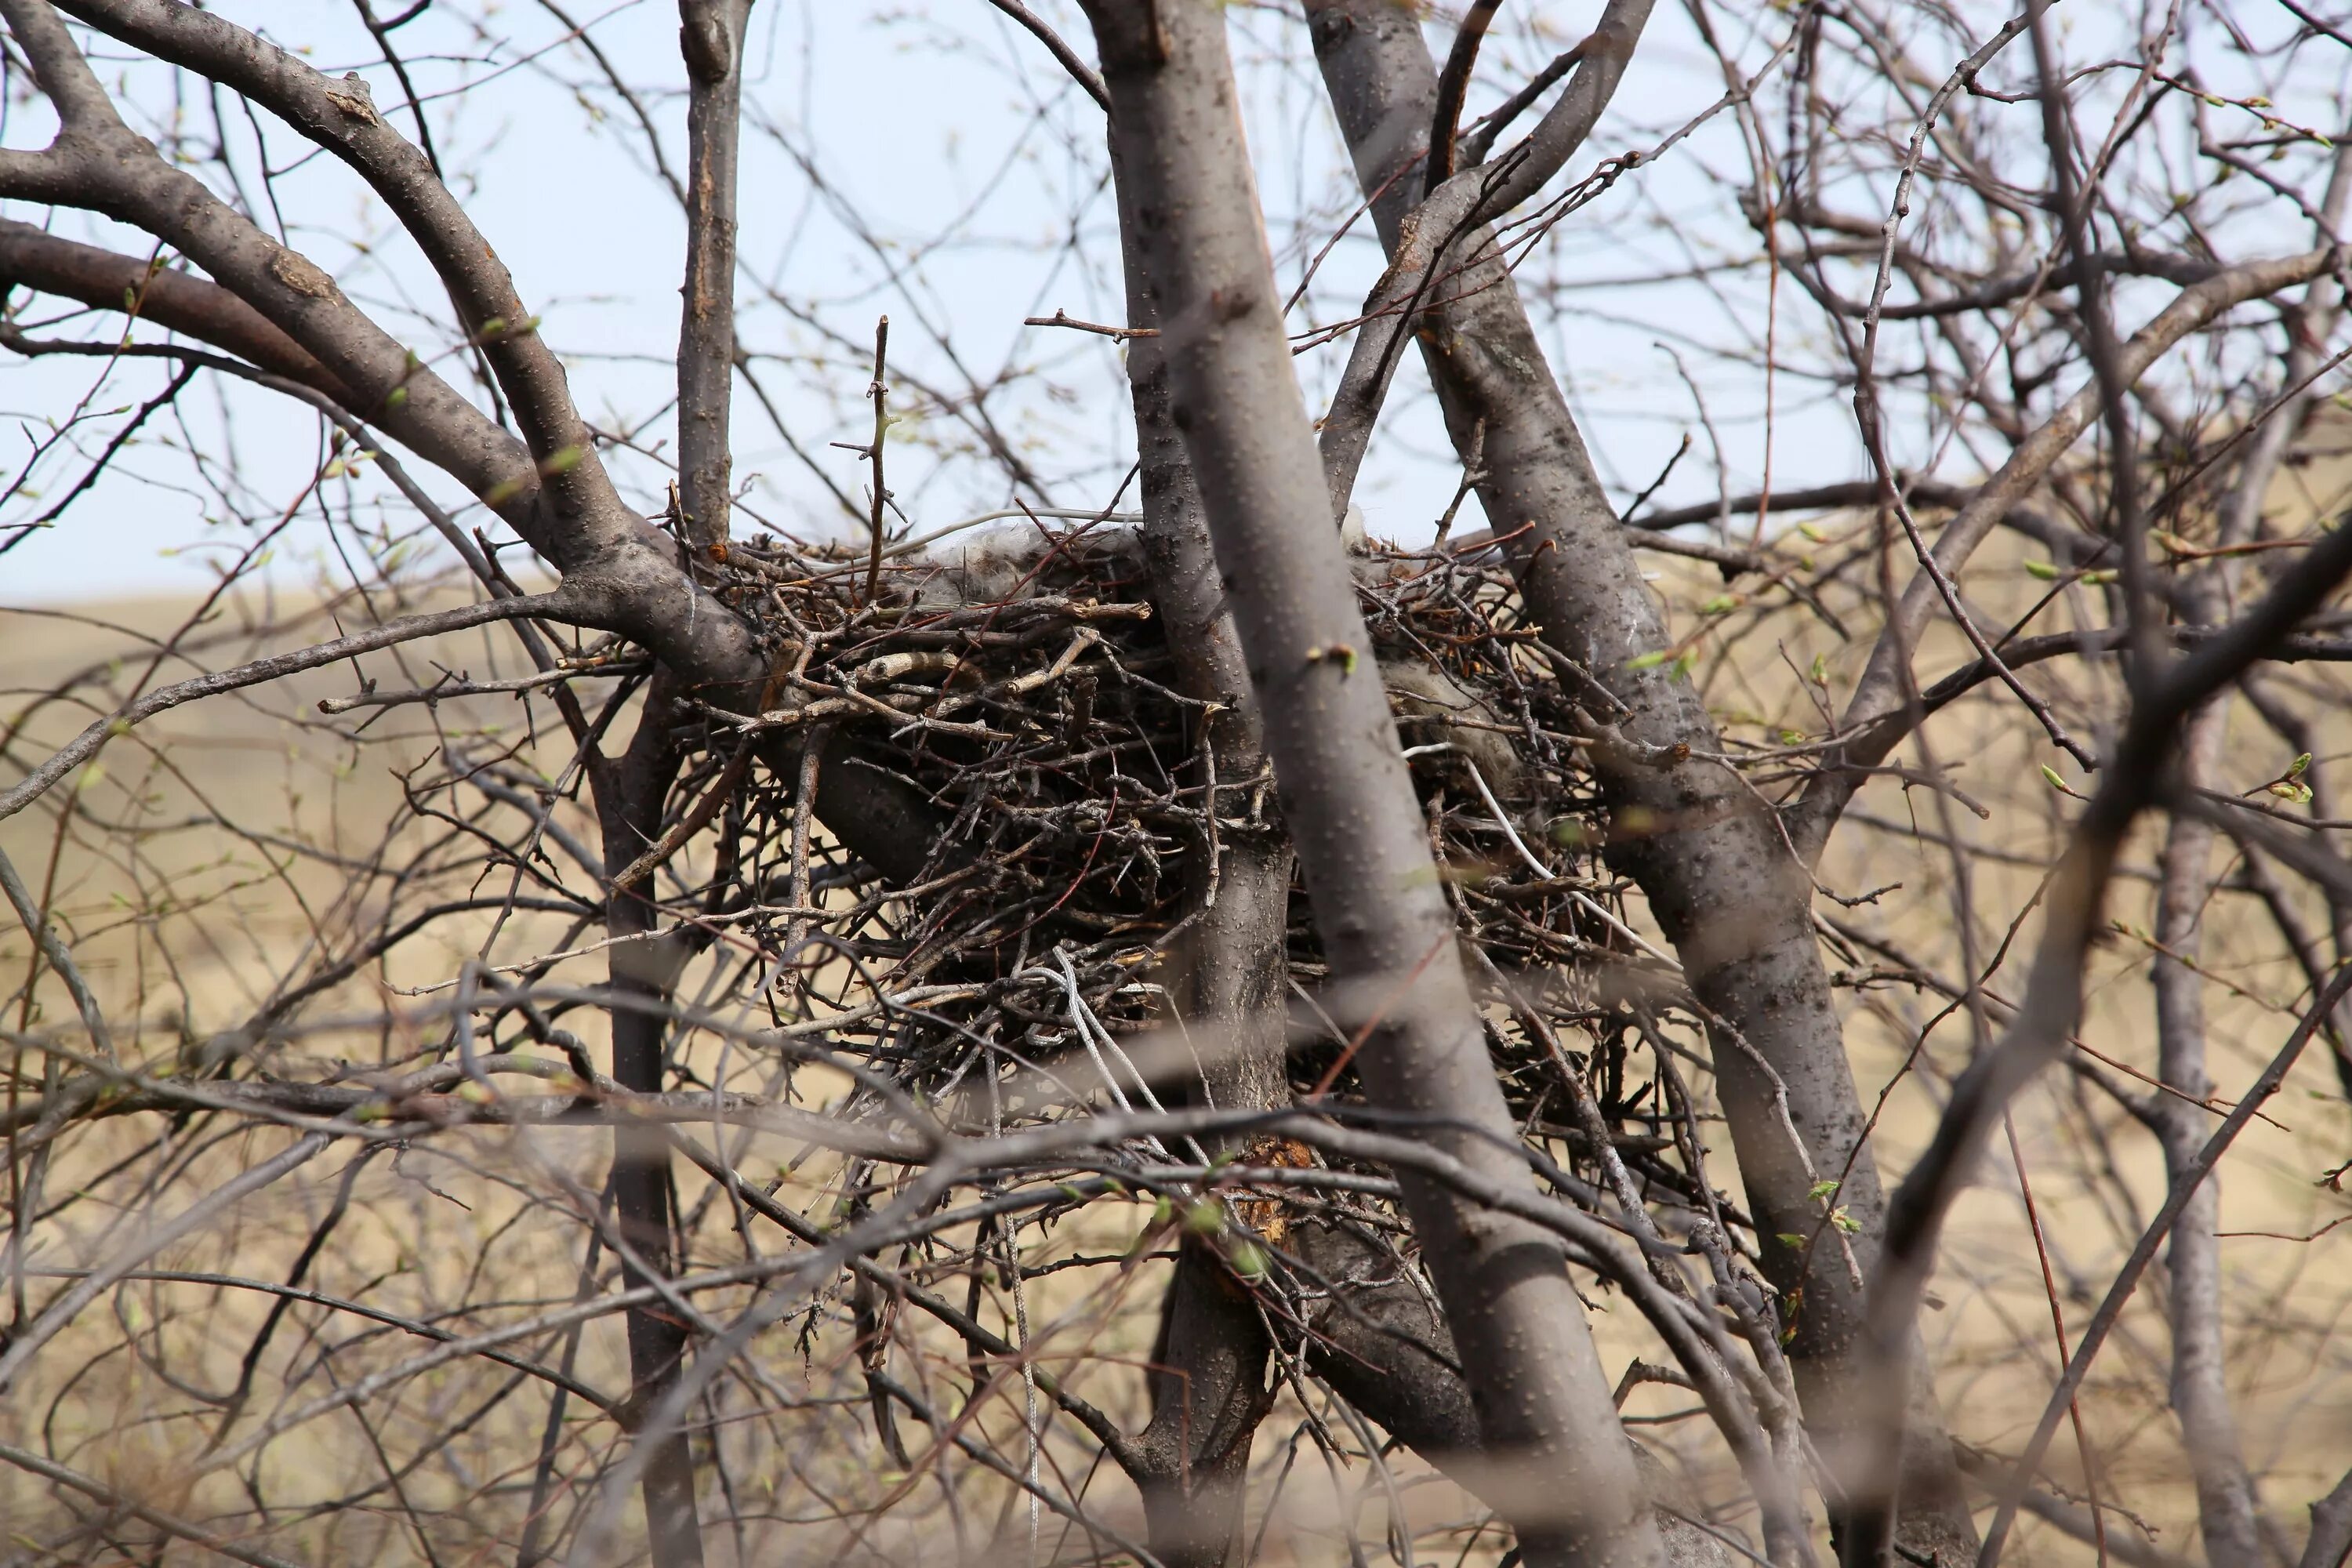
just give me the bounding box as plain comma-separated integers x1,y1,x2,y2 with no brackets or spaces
665,522,1674,1133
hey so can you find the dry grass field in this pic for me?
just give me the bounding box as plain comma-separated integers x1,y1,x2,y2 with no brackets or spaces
5,520,2350,1566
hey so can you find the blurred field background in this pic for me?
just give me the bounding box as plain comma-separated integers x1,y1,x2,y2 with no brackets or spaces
6,499,2350,1564
6,0,2352,1558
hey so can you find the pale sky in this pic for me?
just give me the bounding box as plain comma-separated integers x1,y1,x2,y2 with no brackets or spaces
0,1,2331,604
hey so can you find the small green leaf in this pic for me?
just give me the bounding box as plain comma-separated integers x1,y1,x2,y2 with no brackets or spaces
2023,559,2060,580
1831,1207,1862,1234
1808,652,1829,685
1229,1241,1267,1281
2288,753,2313,779
1777,1232,1807,1249
1700,593,1740,615
1628,649,1673,670
1184,1199,1225,1236
1807,1179,1839,1203
2268,779,2314,804
1779,729,1807,746
1797,521,1828,543
1669,648,1699,681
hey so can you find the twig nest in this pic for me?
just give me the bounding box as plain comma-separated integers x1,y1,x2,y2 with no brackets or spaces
912,520,1147,611
1382,659,1530,802
705,518,1630,1105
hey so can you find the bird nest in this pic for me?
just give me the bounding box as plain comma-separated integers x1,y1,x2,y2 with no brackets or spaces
681,519,1663,1121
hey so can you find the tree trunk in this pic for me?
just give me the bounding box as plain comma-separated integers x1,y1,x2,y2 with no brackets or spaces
597,682,704,1568
1297,1218,1731,1568
675,0,755,553
1115,94,1292,1568
2151,701,2267,1568
1298,5,1974,1561
1079,5,1663,1564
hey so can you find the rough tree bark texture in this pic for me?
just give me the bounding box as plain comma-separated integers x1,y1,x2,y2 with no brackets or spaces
1299,1219,1730,1568
1114,120,1290,1568
1078,5,1662,1564
597,685,703,1568
1298,4,1975,1559
675,0,755,554
1119,110,1720,1567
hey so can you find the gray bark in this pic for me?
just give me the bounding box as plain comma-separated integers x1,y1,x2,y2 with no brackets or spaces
1113,92,1293,1568
2150,702,2266,1568
1079,5,1662,1564
1298,4,1975,1560
675,0,755,552
2301,1466,2352,1568
1297,1220,1732,1568
1,0,951,887
597,686,705,1568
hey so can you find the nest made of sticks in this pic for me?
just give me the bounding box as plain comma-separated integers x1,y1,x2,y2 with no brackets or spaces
675,519,1670,1124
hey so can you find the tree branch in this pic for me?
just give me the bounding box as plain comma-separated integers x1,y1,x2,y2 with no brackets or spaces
1080,4,1664,1563
0,592,579,826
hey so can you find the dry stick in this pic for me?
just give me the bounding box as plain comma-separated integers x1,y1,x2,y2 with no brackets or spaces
983,0,1109,111
0,592,577,826
1975,965,2352,1568
676,0,753,554
865,316,891,604
0,1439,310,1568
0,844,111,1058
1314,0,1653,522
0,1130,332,1390
608,743,757,893
1425,0,1504,193
2002,1112,2107,1568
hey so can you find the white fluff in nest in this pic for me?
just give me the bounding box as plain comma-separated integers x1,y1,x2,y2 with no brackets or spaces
911,521,1142,609
1383,660,1528,801
914,503,1370,609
